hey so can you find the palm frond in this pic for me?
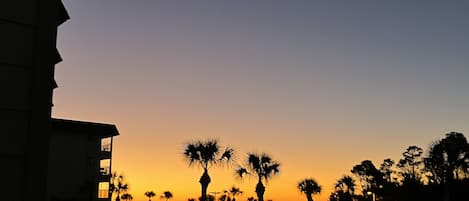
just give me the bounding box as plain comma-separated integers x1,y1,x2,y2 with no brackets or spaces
220,147,234,161
145,191,156,197
263,162,280,181
184,143,201,166
200,140,220,166
298,178,321,194
235,167,248,178
248,153,262,172
260,154,272,164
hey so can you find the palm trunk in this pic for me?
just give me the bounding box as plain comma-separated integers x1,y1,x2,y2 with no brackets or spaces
199,168,211,201
255,180,265,201
306,193,313,201
443,183,450,201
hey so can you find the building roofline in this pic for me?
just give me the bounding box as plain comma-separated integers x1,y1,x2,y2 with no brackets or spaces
51,118,119,138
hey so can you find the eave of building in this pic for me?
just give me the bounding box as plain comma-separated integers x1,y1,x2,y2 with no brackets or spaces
51,118,119,138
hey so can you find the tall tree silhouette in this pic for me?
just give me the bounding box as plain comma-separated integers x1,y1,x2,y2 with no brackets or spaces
425,132,469,183
425,141,447,185
145,191,156,201
398,146,424,183
335,176,355,195
378,158,399,201
351,160,382,195
236,153,280,201
184,139,234,201
379,158,396,183
121,193,133,201
110,173,129,201
425,132,469,201
161,191,173,201
298,178,321,201
333,176,355,201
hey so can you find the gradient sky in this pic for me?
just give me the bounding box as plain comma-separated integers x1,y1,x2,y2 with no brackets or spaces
54,1,469,201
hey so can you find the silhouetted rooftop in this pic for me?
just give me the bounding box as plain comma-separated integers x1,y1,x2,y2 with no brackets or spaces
52,118,119,138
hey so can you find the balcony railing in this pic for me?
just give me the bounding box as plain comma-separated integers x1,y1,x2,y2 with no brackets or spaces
100,166,111,176
101,143,111,152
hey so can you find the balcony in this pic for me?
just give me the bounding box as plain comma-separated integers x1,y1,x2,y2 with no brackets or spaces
100,143,111,159
101,143,111,152
100,166,110,175
99,166,111,181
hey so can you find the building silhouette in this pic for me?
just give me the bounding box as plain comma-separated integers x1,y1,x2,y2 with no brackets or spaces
1,1,119,201
49,118,118,201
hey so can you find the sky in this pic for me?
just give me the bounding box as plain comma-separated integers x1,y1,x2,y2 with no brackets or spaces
54,1,469,201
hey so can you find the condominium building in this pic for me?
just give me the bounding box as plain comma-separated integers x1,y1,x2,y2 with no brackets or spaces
0,1,119,201
48,118,118,201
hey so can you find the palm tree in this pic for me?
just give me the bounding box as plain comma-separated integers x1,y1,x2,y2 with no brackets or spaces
236,153,280,201
199,195,215,201
298,178,322,201
161,191,173,201
229,186,243,201
121,193,133,201
184,139,234,201
247,197,257,201
110,172,129,201
145,191,156,201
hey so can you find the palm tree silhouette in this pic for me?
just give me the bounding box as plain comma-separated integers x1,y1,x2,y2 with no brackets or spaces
229,186,243,201
121,193,133,201
298,178,321,201
145,191,156,201
236,153,280,201
247,196,257,201
184,139,234,201
110,173,129,201
161,191,173,201
200,195,216,201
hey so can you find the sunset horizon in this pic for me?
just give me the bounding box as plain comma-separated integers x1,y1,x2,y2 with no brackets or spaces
51,1,469,201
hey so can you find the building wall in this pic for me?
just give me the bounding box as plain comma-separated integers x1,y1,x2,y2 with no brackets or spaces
0,1,67,201
48,131,102,201
48,133,88,200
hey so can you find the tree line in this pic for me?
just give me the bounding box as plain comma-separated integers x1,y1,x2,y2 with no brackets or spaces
111,132,468,201
329,132,469,201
